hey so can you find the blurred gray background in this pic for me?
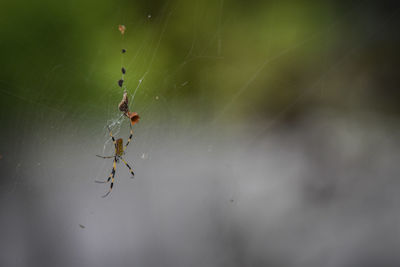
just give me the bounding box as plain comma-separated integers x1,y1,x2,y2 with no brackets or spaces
1,0,400,266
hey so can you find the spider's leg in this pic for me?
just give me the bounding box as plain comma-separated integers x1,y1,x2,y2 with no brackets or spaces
124,124,133,151
94,163,115,184
96,155,115,159
94,158,116,183
101,157,117,197
121,157,135,178
94,172,112,183
107,126,117,148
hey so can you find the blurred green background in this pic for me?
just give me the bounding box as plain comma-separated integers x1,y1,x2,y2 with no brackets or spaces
1,2,400,266
0,0,399,127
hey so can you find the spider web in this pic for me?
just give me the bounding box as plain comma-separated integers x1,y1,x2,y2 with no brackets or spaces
1,1,400,267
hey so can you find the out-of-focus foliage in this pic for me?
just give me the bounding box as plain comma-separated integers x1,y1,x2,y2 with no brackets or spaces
0,0,399,125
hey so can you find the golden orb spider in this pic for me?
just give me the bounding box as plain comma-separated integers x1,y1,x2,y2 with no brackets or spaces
96,125,135,197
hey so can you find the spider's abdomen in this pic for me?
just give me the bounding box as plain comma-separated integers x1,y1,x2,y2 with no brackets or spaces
116,138,124,156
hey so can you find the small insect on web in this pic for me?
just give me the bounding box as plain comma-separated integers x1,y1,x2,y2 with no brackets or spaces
95,25,140,197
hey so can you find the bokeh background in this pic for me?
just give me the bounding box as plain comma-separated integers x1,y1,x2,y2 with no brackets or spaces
1,0,400,266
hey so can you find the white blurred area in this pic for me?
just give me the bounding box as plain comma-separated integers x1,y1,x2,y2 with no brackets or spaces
1,110,400,267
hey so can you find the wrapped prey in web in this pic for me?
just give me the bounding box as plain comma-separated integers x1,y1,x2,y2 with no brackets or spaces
118,92,130,114
118,25,126,35
118,92,140,126
127,111,139,126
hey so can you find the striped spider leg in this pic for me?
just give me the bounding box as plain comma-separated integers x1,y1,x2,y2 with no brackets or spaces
95,125,135,197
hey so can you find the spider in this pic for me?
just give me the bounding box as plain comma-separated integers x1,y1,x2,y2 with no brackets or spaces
96,125,135,197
